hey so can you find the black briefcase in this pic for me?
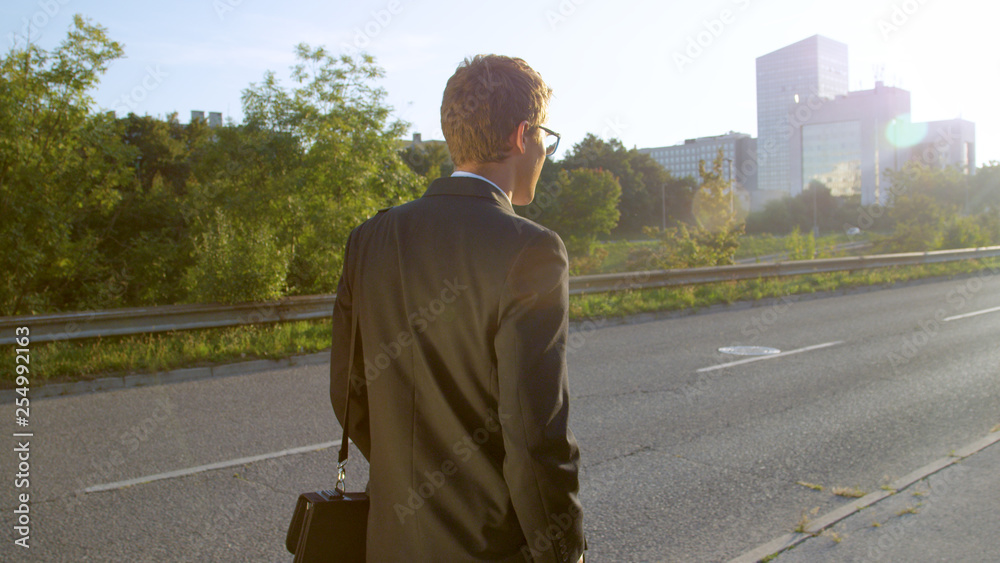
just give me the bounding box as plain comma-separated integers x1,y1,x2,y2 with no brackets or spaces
287,288,369,562
286,488,369,562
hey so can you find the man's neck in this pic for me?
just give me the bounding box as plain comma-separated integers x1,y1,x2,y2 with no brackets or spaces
454,163,515,202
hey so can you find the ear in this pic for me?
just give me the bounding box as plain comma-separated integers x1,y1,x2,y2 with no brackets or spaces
507,120,529,156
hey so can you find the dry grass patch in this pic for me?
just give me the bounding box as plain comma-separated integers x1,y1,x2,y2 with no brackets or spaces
831,486,866,498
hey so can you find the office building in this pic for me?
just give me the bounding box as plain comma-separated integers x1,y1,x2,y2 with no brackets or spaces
756,35,849,195
788,85,975,205
638,131,757,190
190,110,223,128
789,81,911,205
911,119,975,173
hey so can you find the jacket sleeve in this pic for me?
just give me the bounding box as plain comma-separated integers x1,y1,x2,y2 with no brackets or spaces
330,226,371,460
495,228,584,563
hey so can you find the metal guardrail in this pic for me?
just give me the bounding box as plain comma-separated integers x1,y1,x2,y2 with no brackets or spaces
734,240,872,264
3,245,999,345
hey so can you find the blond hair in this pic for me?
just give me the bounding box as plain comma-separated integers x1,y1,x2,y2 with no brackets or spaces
440,55,552,166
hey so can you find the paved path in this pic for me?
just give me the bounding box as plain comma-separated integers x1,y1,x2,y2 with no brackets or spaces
733,432,1000,562
1,272,998,561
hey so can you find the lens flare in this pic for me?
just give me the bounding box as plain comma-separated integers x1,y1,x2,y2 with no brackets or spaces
885,114,928,148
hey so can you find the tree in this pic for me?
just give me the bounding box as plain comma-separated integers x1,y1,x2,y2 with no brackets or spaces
522,168,621,257
183,208,290,303
399,140,453,186
84,112,216,306
630,149,695,230
876,194,949,252
559,134,688,235
968,161,1000,213
873,161,1000,252
634,150,744,269
187,45,424,300
691,149,740,232
745,181,852,235
0,15,127,315
884,161,968,210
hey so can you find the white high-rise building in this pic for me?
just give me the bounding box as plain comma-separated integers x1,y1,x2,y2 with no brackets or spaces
756,35,849,195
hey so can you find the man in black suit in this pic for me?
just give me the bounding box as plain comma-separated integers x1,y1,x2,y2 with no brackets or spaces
331,54,584,562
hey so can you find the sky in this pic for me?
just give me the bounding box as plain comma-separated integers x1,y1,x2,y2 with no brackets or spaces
4,0,999,164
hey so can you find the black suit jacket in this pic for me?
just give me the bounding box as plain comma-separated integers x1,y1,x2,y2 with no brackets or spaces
330,176,584,562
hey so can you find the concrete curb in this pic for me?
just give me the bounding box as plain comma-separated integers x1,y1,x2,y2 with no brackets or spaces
727,430,1000,563
1,351,330,403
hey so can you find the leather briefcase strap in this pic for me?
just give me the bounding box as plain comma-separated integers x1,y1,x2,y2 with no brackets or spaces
336,244,360,490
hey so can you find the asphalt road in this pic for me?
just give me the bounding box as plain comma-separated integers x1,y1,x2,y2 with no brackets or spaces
2,270,998,562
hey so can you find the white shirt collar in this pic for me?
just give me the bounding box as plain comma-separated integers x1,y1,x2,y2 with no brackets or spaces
450,171,512,205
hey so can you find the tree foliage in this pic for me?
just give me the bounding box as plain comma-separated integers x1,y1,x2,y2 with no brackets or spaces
557,134,690,234
399,140,453,187
0,16,126,315
0,21,421,314
207,44,422,298
525,168,621,258
632,151,745,269
875,161,1000,252
746,180,849,235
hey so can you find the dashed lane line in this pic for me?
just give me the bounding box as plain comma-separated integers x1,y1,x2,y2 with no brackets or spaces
83,440,341,493
944,305,1000,322
697,341,844,374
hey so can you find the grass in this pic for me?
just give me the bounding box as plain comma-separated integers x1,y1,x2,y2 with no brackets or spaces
794,507,821,533
594,233,863,273
796,481,825,491
820,529,843,543
6,257,999,389
596,238,657,272
4,320,333,388
568,258,1000,321
831,486,866,498
734,233,857,261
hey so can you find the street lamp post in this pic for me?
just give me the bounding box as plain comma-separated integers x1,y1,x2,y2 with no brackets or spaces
661,184,666,231
813,183,819,238
723,158,734,215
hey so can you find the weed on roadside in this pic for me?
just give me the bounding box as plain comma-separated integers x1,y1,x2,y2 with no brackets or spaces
831,486,866,498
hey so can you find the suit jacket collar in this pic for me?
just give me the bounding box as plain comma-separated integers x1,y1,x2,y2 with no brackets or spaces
423,176,515,214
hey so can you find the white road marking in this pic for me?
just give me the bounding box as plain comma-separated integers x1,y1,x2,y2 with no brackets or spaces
697,341,844,373
944,305,1000,322
83,440,341,493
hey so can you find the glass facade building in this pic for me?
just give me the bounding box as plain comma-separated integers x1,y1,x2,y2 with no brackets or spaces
756,35,849,194
789,82,914,205
801,121,862,197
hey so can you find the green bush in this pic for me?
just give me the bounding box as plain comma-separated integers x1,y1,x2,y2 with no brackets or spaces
784,227,817,260
183,209,290,304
